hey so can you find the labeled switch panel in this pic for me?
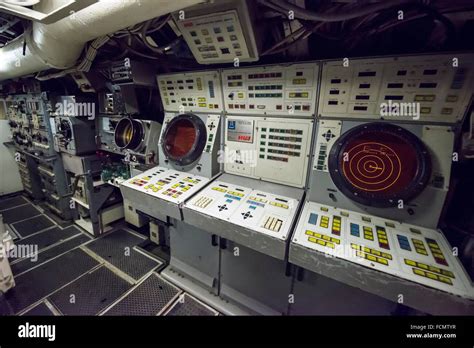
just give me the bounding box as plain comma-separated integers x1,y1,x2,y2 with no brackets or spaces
121,166,210,205
224,116,313,188
312,119,341,172
187,180,299,240
292,201,474,299
174,8,258,64
157,71,223,113
319,54,474,123
222,63,319,116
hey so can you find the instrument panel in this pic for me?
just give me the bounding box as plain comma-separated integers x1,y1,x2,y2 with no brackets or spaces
224,116,313,188
319,54,474,123
222,63,319,116
186,179,299,240
157,71,223,113
121,166,209,205
292,202,474,299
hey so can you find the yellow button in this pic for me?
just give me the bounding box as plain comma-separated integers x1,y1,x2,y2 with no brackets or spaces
413,268,425,276
317,239,326,246
366,255,376,262
438,276,453,285
381,253,392,260
426,272,438,280
377,257,388,265
405,259,416,266
308,237,317,243
322,235,331,241
326,242,335,249
441,270,455,278
305,230,314,236
417,263,428,270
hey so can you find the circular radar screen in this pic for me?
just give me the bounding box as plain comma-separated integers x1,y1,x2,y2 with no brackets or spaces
328,123,432,207
162,113,207,166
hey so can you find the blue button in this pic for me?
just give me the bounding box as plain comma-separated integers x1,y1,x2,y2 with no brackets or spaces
249,206,256,210
308,213,318,225
226,199,232,203
350,223,360,237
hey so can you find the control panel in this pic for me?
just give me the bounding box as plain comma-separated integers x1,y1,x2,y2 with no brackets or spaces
187,179,299,240
224,116,313,188
121,166,209,205
222,63,319,116
319,54,474,123
309,120,454,229
292,202,474,299
173,0,259,64
157,71,223,113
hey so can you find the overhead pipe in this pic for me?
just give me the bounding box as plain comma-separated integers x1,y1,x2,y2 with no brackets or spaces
0,0,204,81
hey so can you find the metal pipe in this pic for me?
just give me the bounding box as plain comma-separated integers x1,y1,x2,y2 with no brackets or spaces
0,0,203,81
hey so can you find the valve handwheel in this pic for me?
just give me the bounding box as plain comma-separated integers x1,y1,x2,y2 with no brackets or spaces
328,123,432,208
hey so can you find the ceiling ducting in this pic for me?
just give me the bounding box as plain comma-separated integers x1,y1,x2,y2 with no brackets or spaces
0,0,204,81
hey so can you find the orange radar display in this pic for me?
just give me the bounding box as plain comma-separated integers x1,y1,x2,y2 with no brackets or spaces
328,123,432,208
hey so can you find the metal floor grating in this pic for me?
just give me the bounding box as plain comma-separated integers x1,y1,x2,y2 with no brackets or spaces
4,248,100,314
103,273,181,316
21,301,55,316
0,195,29,211
164,293,220,316
85,229,159,281
12,214,56,238
48,266,132,316
88,229,145,247
1,204,41,224
9,226,81,262
11,234,92,276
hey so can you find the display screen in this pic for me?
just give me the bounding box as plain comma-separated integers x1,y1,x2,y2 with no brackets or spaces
329,123,431,207
164,118,197,158
340,132,419,195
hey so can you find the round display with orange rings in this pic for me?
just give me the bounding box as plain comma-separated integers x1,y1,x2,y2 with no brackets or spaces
328,123,432,208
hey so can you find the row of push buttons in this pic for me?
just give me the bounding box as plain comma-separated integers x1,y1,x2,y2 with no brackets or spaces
404,259,454,278
247,200,265,208
412,238,428,256
319,215,329,228
363,226,374,241
263,216,283,232
331,216,341,236
269,201,289,209
351,244,392,260
376,226,390,250
225,194,242,201
306,230,340,249
194,196,213,208
411,268,453,285
354,250,389,266
162,189,184,198
425,238,448,266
